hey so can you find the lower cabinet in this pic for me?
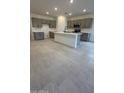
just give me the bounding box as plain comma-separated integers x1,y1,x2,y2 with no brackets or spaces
49,31,54,38
33,32,44,40
80,33,90,42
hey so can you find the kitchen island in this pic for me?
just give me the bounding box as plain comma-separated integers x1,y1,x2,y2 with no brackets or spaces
54,32,81,48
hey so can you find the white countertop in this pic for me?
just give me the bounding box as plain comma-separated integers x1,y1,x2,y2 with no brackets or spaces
54,32,81,36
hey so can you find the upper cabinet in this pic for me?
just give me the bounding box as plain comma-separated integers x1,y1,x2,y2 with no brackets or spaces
32,18,42,28
49,20,56,28
67,18,93,29
32,18,56,28
85,18,93,28
32,17,93,29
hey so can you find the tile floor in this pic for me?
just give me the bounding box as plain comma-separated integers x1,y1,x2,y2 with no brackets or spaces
30,39,94,93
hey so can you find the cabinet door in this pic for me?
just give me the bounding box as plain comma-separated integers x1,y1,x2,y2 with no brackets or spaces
53,21,56,28
49,20,56,28
70,21,74,28
41,19,45,24
75,20,78,25
49,32,54,38
32,18,37,27
80,19,85,28
77,20,81,26
32,18,41,28
49,21,52,28
67,21,70,28
34,32,44,40
85,18,93,28
38,19,42,28
51,21,54,28
81,33,89,41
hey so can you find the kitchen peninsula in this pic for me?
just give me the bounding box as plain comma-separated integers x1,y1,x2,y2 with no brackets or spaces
54,32,81,48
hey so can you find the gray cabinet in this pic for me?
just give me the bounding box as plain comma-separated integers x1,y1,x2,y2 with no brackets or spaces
32,18,42,28
67,18,93,29
81,19,85,28
67,21,71,28
80,33,90,42
49,20,56,28
49,31,54,38
85,18,93,28
32,18,56,28
33,32,44,40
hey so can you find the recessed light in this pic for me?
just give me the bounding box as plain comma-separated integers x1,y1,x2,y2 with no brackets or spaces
69,13,72,16
83,9,86,12
70,0,73,3
55,8,58,11
46,12,49,15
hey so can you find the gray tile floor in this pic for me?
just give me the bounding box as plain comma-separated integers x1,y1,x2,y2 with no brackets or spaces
30,39,94,93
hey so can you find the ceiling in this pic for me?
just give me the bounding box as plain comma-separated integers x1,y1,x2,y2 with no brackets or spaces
30,0,94,17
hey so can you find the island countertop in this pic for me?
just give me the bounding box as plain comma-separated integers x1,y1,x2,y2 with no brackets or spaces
54,32,81,36
54,32,81,48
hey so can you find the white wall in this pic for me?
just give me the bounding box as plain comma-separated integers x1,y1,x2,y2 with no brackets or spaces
30,13,56,39
56,16,67,32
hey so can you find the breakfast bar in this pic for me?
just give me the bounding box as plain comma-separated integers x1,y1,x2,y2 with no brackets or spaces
54,32,81,48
